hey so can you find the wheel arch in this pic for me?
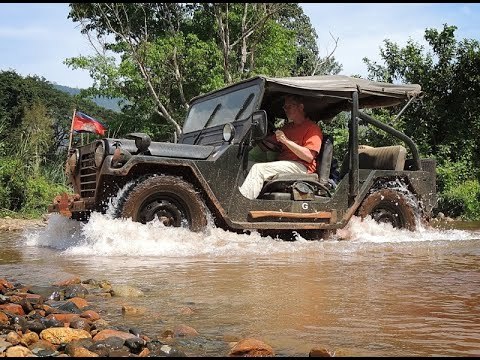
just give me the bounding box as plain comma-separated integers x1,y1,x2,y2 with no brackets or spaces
355,175,427,230
98,162,228,228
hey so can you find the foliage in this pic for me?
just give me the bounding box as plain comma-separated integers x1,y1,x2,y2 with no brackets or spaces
22,176,70,218
437,179,480,220
0,157,27,213
0,70,119,216
363,24,480,219
65,3,341,139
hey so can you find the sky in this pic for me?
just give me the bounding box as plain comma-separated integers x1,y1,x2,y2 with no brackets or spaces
1,3,479,89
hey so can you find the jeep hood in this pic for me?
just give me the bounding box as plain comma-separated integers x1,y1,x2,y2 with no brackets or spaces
104,138,215,159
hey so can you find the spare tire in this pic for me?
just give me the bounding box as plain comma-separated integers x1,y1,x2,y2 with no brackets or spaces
357,188,418,231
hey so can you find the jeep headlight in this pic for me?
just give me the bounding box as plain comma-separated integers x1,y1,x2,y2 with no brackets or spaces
223,123,235,142
94,142,105,168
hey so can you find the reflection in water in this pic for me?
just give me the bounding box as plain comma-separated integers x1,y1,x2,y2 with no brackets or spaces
1,213,479,356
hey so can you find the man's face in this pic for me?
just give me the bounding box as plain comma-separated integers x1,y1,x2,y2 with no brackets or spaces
282,98,303,121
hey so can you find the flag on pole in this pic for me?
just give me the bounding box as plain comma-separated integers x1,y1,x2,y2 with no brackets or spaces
72,111,107,136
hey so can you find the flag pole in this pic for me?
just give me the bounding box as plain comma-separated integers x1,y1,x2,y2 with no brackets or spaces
68,108,76,154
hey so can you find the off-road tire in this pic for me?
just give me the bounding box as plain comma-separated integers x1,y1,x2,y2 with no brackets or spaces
119,175,207,232
357,188,417,231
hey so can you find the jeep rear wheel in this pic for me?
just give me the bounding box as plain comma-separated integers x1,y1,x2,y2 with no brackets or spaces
357,188,417,231
119,176,207,232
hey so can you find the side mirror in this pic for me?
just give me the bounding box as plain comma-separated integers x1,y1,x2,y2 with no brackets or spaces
251,110,268,140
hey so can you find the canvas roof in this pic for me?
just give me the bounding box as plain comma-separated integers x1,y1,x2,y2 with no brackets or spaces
259,75,422,121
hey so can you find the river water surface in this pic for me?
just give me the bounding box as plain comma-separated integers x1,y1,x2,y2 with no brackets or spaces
1,213,479,357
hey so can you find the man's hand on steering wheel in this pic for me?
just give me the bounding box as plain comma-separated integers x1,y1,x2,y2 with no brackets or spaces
260,138,282,152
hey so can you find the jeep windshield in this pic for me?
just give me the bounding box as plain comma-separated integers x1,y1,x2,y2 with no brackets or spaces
183,84,261,134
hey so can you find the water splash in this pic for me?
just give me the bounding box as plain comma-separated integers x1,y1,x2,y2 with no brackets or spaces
24,210,479,259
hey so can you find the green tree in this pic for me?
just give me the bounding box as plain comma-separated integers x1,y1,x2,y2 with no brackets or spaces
363,24,480,219
0,70,120,216
14,101,54,176
65,3,340,140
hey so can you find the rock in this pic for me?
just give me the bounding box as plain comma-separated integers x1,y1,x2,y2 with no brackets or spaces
309,347,334,357
92,329,136,342
6,331,21,345
0,279,15,290
68,345,100,357
64,284,89,299
56,301,82,314
26,319,46,333
20,331,39,347
124,337,146,353
5,344,33,357
229,338,275,357
80,310,101,321
0,338,11,352
46,313,81,324
138,347,150,357
70,317,91,332
0,303,25,316
28,339,57,355
0,311,9,324
178,306,195,315
121,305,146,316
173,324,199,337
67,297,89,309
40,327,92,344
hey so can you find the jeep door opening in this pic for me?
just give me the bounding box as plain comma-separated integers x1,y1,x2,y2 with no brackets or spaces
49,75,437,239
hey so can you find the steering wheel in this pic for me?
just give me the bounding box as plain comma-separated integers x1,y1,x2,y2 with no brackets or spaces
261,138,282,153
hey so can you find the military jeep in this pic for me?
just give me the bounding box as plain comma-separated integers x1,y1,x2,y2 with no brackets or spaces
49,75,437,239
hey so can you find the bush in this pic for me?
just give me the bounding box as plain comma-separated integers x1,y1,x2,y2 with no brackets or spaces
0,157,27,215
437,179,480,220
21,176,69,218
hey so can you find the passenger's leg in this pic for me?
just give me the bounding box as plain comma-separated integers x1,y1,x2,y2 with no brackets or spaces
238,160,307,200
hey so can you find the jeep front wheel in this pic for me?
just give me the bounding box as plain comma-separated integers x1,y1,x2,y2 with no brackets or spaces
357,188,417,231
119,176,207,232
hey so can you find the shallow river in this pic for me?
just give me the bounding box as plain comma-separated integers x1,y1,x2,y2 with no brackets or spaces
1,213,480,357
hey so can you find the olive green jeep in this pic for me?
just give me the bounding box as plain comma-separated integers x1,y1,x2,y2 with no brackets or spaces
49,75,437,239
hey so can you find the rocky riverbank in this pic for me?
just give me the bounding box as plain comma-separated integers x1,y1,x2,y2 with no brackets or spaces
0,272,340,357
0,277,336,357
0,217,48,232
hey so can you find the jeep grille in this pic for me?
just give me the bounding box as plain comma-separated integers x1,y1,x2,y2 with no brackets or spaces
79,150,97,198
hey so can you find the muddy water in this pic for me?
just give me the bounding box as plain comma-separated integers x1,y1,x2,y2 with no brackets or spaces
1,213,480,357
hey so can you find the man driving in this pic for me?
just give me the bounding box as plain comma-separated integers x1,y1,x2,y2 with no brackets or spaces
239,94,323,199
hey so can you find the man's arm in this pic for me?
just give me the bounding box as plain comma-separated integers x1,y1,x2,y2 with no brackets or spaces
275,130,318,162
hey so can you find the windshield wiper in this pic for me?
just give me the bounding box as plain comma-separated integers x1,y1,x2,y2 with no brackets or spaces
193,103,222,145
234,93,255,121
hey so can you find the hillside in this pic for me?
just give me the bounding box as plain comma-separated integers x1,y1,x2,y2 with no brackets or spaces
53,84,123,113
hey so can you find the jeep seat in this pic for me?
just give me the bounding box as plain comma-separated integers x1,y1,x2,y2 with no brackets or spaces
258,135,334,199
358,144,407,170
339,144,407,179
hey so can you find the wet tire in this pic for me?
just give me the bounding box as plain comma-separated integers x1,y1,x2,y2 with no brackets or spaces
357,188,417,231
118,175,207,232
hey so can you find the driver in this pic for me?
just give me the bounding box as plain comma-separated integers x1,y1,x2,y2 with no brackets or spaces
239,94,323,199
